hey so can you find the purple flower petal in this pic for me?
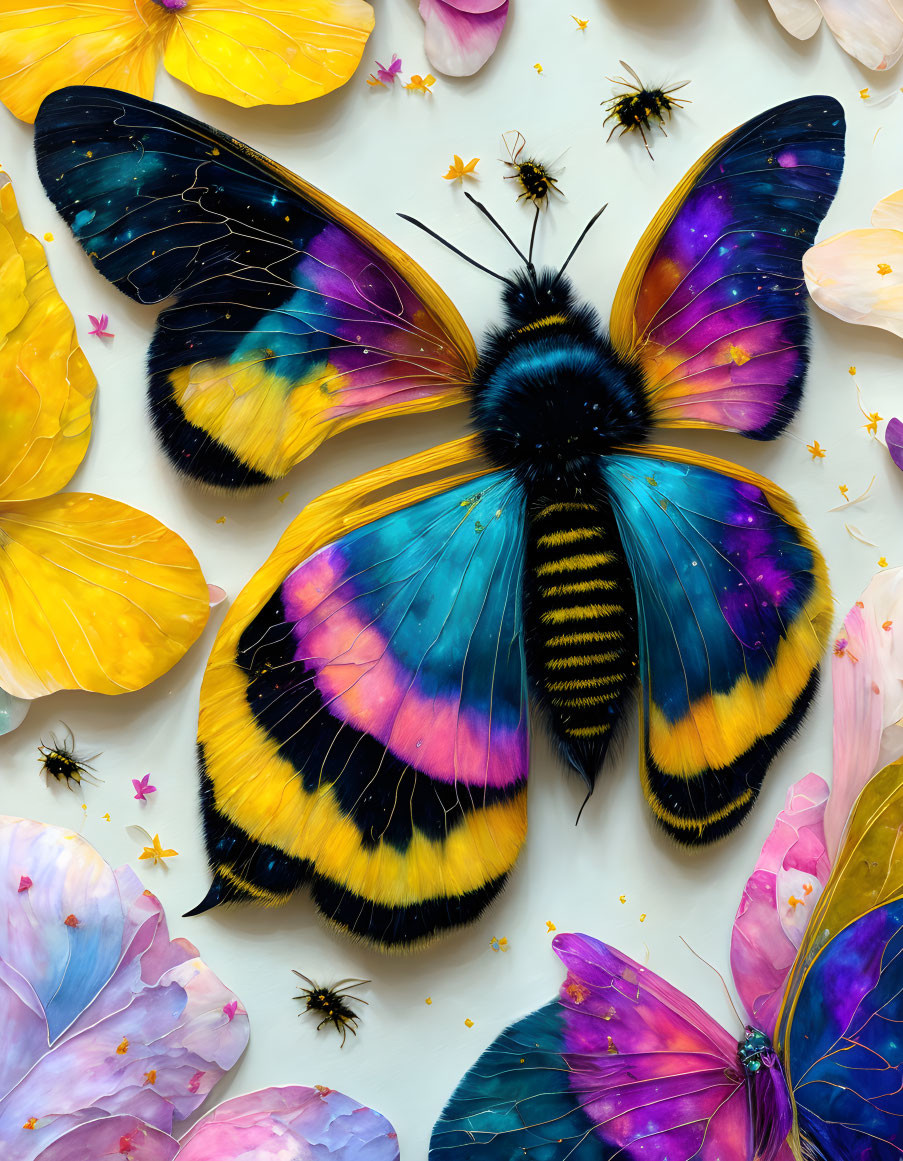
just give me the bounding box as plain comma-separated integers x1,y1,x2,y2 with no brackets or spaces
419,0,508,76
176,1086,400,1160
0,817,248,1160
887,416,903,471
33,1117,178,1161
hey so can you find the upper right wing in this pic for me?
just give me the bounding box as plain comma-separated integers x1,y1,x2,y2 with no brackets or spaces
190,438,530,949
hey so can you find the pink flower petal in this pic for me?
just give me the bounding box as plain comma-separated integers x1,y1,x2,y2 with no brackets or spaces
176,1086,399,1160
419,0,508,76
33,1117,178,1161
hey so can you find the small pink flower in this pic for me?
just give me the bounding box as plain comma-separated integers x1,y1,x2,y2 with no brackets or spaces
187,1070,206,1094
87,312,114,338
368,54,403,86
17,875,32,892
133,774,157,802
222,1000,238,1021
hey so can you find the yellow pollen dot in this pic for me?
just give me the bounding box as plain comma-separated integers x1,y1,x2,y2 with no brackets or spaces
143,1070,157,1086
534,63,544,74
879,556,889,568
102,812,111,821
619,894,626,904
639,913,647,922
807,440,826,459
116,1037,129,1055
878,263,893,276
23,1118,37,1130
43,232,53,242
464,1018,474,1028
849,366,856,375
215,516,226,524
884,620,894,631
729,344,751,366
425,997,432,1005
545,920,556,932
860,87,871,99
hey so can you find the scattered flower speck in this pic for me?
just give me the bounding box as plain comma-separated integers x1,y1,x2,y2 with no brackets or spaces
807,440,826,459
444,155,480,182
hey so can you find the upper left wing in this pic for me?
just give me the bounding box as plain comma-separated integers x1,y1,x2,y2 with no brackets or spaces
35,88,475,489
602,445,831,845
609,96,845,440
190,438,530,949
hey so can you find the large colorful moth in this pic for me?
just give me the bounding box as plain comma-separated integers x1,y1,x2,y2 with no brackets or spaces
35,89,844,949
431,575,903,1158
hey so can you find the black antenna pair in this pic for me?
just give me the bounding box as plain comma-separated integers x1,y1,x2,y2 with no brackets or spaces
398,193,607,289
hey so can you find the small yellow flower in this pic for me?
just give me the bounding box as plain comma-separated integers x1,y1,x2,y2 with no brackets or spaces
43,232,53,242
619,894,626,904
879,556,889,568
102,812,111,821
139,834,178,866
143,1070,157,1086
863,411,883,437
425,996,432,1005
545,920,556,932
405,74,436,94
489,935,509,952
877,263,894,276
534,63,544,75
849,366,856,375
838,484,849,500
571,15,589,29
860,87,871,100
464,1018,474,1028
807,440,826,459
444,155,480,182
116,1037,129,1055
23,1118,38,1130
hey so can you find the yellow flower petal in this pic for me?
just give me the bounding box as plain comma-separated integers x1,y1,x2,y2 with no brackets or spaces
163,0,374,107
0,493,210,698
0,176,95,503
0,0,167,123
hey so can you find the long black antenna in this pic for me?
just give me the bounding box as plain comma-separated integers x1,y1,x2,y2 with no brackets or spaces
463,191,530,268
552,204,608,287
397,213,514,286
527,204,541,267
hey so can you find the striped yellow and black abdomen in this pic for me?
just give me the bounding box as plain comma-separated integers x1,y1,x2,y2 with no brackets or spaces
524,497,638,788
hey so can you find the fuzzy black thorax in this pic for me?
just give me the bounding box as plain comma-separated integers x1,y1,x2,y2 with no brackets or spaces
470,270,651,489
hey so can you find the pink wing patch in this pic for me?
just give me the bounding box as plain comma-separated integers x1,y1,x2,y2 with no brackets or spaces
553,933,752,1161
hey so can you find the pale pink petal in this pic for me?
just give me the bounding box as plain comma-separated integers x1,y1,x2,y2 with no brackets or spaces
825,567,903,855
34,1116,178,1161
870,188,903,231
419,0,508,76
767,0,823,38
207,585,226,608
176,1085,400,1160
804,227,903,339
730,773,830,1038
819,0,903,69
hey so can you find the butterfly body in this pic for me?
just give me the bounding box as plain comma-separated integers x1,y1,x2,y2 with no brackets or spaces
472,270,648,784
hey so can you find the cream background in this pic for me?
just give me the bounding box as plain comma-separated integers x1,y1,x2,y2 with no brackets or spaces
1,0,902,1152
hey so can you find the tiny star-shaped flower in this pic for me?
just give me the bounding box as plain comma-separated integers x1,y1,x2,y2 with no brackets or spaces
102,812,111,821
807,440,826,459
860,87,871,100
879,556,889,567
571,15,588,28
838,484,849,499
545,920,556,932
863,411,883,437
405,73,435,94
367,54,402,87
132,774,156,802
88,312,114,338
444,155,480,182
139,834,178,865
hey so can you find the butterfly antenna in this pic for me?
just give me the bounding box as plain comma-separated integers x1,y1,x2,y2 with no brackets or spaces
679,937,745,1031
552,204,608,287
527,204,541,268
397,212,514,286
463,191,531,272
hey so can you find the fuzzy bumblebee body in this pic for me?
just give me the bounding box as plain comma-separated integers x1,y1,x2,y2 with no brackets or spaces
37,88,844,949
38,728,99,791
293,973,368,1046
603,62,690,158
